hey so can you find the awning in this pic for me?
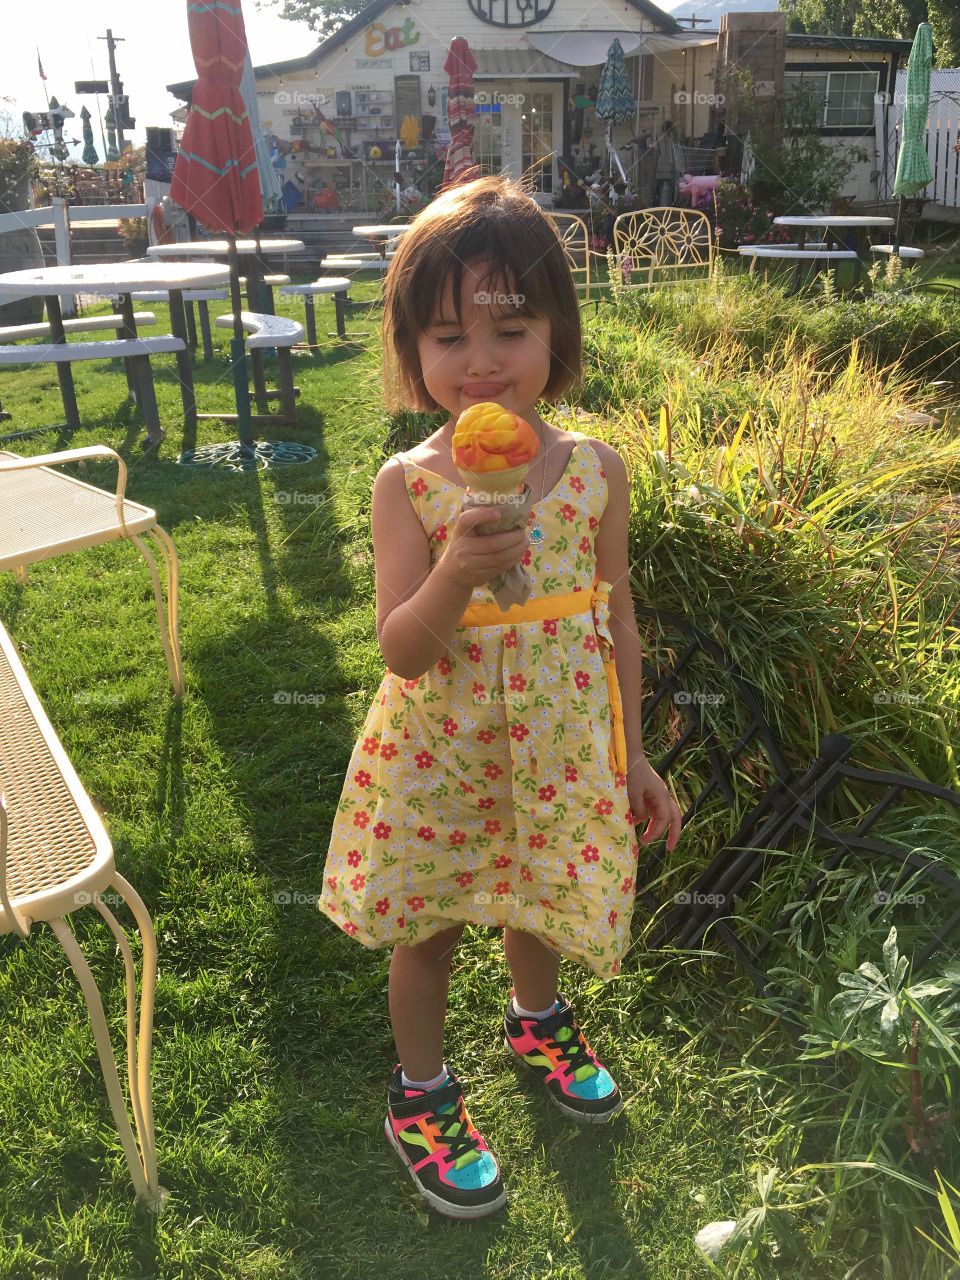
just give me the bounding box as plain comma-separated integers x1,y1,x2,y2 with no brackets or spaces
526,29,717,69
471,48,582,79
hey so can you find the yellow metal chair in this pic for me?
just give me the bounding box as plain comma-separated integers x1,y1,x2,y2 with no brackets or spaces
0,446,183,696
611,207,714,291
547,211,593,303
0,620,164,1206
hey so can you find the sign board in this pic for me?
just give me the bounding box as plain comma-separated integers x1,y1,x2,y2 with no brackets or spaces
75,80,110,95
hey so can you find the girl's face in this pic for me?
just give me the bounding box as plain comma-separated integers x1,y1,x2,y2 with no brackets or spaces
416,258,553,426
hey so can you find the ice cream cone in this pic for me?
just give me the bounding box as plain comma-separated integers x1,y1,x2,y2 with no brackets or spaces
455,463,530,494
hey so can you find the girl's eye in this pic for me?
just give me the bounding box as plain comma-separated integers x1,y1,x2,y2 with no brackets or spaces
436,336,463,345
500,330,525,339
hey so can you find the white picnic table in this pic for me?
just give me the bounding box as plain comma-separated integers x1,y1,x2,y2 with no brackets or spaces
0,262,230,441
351,223,412,259
772,215,895,287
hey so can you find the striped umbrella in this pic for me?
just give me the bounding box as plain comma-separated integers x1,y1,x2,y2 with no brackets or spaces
893,22,934,251
596,39,636,180
172,0,262,447
104,103,120,162
442,36,479,188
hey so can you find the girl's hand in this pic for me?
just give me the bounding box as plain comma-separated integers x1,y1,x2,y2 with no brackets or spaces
441,505,529,591
626,758,682,851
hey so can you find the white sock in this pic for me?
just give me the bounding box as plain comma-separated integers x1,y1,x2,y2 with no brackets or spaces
512,995,558,1020
401,1062,448,1092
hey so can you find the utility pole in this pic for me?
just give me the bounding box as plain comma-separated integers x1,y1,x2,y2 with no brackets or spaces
98,28,126,150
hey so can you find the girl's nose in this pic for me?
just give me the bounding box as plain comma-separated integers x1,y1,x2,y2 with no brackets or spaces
465,343,500,377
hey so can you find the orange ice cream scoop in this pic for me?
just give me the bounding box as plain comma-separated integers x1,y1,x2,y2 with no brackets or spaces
451,402,540,492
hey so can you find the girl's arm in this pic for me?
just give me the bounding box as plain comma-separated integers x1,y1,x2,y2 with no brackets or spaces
590,440,647,765
373,459,474,681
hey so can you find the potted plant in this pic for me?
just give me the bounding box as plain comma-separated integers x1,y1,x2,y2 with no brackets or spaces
117,216,149,258
0,136,44,324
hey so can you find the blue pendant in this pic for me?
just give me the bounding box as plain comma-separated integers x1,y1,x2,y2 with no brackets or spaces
530,526,545,544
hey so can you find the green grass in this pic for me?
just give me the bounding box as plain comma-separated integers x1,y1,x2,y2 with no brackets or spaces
0,272,958,1279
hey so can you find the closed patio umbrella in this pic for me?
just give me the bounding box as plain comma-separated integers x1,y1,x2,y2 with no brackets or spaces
240,49,284,216
80,107,99,167
441,37,479,188
892,22,934,252
596,39,636,182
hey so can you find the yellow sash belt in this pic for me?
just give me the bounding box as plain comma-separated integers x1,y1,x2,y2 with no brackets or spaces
458,578,628,776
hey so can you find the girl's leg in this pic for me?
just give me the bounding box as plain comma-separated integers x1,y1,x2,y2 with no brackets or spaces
388,923,466,1081
503,927,561,1011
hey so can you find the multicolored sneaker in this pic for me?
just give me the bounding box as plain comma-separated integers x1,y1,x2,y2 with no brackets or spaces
503,989,624,1123
383,1064,507,1219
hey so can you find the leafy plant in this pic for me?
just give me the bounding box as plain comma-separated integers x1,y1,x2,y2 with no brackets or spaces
0,136,39,212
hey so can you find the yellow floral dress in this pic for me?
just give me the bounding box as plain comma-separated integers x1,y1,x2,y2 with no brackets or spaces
318,430,641,980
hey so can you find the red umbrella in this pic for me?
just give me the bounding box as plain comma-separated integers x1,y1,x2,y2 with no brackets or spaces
171,0,262,233
441,36,480,189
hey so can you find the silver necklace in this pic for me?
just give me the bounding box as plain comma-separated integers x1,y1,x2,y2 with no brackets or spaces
529,419,548,545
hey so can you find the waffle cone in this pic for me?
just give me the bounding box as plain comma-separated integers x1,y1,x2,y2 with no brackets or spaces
455,463,531,494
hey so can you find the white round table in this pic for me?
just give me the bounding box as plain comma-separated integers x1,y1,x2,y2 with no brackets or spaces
773,216,895,286
147,239,305,313
0,262,231,438
351,224,412,259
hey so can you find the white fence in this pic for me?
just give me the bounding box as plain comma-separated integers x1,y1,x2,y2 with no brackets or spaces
880,68,960,210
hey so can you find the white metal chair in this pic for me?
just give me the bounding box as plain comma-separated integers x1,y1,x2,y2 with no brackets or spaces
611,207,714,291
0,621,164,1207
0,446,183,695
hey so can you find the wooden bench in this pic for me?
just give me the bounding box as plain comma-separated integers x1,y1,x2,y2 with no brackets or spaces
214,312,302,421
0,619,164,1206
280,278,353,345
0,312,157,342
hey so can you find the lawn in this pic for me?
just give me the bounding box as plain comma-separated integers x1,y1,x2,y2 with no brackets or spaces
0,269,958,1279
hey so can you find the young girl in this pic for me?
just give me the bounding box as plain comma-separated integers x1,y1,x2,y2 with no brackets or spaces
318,174,682,1220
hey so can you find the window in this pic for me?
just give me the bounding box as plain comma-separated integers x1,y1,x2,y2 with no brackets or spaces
785,70,879,129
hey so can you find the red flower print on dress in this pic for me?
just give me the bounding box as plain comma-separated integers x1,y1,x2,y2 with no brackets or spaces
621,876,635,895
478,796,496,810
450,830,467,846
380,741,398,760
608,910,618,928
560,503,576,523
442,717,459,736
495,881,510,895
350,873,365,891
376,897,390,915
510,723,530,743
583,634,598,654
327,876,337,892
402,680,419,691
467,643,483,663
566,862,579,880
472,681,485,699
588,516,599,531
566,764,579,782
520,866,533,882
397,915,406,928
631,840,640,859
438,656,453,676
353,811,370,829
508,673,527,692
485,819,503,836
485,763,505,781
347,850,362,868
494,854,512,868
538,784,557,802
540,897,554,910
411,477,429,497
477,728,496,745
354,769,372,787
362,735,380,755
407,896,425,912
611,958,620,975
574,670,591,690
599,469,606,478
528,833,547,850
342,921,358,936
522,548,532,567
456,872,474,887
434,524,448,543
579,536,592,555
571,475,585,494
403,729,411,740
372,821,392,839
417,825,436,841
504,628,518,649
543,619,557,637
414,751,434,770
595,799,613,816
581,845,600,863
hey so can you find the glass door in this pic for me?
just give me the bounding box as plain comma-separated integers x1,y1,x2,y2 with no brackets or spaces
520,87,558,194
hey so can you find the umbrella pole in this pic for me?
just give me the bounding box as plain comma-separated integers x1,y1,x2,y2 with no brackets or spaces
893,196,904,254
227,235,254,448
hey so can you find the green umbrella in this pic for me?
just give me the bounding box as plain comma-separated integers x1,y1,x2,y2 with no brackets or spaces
80,106,99,166
892,22,933,250
104,103,120,161
596,38,636,180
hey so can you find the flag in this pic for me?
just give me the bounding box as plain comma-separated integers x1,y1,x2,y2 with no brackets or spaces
37,51,47,80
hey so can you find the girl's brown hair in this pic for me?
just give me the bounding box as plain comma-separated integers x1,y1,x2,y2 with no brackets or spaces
381,173,582,412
